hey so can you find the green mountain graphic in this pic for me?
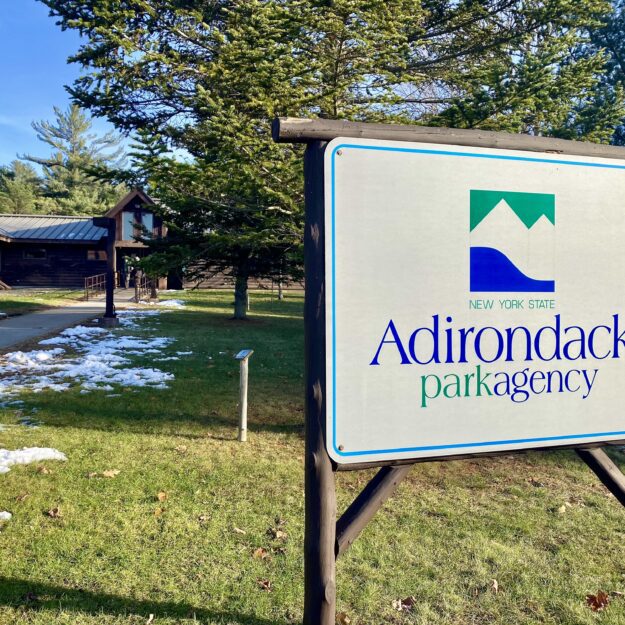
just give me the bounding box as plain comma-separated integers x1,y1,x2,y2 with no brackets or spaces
470,190,555,231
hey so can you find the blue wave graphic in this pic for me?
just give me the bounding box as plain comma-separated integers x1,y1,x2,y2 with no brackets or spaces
470,247,555,292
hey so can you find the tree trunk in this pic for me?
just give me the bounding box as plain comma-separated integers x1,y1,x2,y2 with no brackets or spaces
234,274,248,320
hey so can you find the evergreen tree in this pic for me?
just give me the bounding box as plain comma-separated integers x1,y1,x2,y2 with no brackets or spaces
0,161,43,214
590,0,625,144
41,0,624,316
20,105,127,215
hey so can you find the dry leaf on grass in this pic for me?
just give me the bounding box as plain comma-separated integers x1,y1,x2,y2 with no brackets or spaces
586,591,610,611
198,514,209,524
257,578,272,592
253,547,270,560
233,527,247,535
156,492,168,502
37,466,51,475
154,507,165,517
490,579,499,594
174,445,188,454
336,612,351,625
392,596,416,612
15,493,29,502
88,470,120,479
46,507,62,519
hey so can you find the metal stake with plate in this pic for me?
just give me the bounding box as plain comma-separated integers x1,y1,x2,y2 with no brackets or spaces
235,349,254,442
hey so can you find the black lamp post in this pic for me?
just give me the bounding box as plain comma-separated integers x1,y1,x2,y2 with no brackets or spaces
93,217,119,327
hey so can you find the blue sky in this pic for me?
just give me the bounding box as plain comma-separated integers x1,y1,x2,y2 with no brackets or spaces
0,1,117,166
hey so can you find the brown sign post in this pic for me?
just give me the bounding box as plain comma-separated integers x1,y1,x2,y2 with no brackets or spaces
273,117,625,625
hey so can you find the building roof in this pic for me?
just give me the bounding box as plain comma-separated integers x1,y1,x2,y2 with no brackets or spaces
104,188,154,218
0,215,106,244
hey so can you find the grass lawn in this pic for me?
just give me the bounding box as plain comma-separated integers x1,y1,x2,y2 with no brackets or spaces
1,290,625,624
0,289,84,316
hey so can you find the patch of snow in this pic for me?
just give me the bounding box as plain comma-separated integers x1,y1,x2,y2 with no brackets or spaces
0,511,12,521
176,351,193,356
0,447,66,474
157,299,185,308
0,309,175,398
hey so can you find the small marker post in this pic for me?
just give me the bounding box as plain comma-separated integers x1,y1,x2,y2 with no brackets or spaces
234,349,254,442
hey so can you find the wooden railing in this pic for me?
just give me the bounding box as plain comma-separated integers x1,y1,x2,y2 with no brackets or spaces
84,272,120,301
134,273,153,302
84,273,107,301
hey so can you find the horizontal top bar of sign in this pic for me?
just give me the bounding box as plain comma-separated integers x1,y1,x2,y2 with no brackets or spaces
272,117,625,161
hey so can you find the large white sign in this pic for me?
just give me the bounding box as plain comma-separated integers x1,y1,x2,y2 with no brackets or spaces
325,137,625,465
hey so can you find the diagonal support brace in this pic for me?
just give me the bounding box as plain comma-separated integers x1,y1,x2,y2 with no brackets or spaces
577,447,625,507
336,464,413,558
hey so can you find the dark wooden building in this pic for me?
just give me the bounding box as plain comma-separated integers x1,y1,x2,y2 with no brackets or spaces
0,215,108,287
0,189,165,289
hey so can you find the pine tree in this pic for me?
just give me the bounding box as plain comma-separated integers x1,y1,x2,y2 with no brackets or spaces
0,161,43,214
20,105,127,215
41,0,624,316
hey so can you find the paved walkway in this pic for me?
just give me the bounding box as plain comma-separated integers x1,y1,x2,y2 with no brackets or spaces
0,289,137,352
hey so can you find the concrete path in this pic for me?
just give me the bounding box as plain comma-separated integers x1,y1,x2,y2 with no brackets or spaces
0,289,138,352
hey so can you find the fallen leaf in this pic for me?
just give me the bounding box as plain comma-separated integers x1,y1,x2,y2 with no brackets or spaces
557,505,567,514
491,579,499,594
154,507,165,517
528,477,544,487
392,596,416,612
233,527,246,535
586,591,610,611
156,492,168,502
174,445,188,454
269,527,288,540
46,507,62,519
257,578,272,592
198,514,209,524
15,493,29,502
102,469,120,478
37,466,51,475
336,612,351,625
253,547,270,560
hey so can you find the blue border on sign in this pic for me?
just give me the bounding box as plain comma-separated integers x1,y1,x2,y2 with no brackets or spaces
329,142,625,458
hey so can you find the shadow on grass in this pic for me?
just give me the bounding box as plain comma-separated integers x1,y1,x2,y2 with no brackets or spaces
0,578,290,625
179,292,304,318
32,396,305,439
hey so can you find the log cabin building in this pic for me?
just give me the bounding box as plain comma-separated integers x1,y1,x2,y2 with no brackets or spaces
0,189,164,288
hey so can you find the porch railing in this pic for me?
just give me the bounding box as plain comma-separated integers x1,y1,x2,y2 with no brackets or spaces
84,272,119,301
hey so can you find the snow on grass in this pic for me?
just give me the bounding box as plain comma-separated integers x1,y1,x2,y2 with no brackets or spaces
0,447,67,474
157,299,185,308
0,309,188,399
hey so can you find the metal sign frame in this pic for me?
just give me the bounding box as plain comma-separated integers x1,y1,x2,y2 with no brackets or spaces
273,116,625,625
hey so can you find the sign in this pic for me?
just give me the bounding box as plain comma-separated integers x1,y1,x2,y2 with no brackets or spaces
325,137,625,465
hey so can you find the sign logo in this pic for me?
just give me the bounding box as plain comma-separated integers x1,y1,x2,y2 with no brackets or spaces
470,190,555,292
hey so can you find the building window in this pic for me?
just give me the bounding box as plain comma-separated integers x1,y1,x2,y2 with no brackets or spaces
143,212,154,238
122,210,155,240
122,211,135,240
23,249,47,261
87,250,107,261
